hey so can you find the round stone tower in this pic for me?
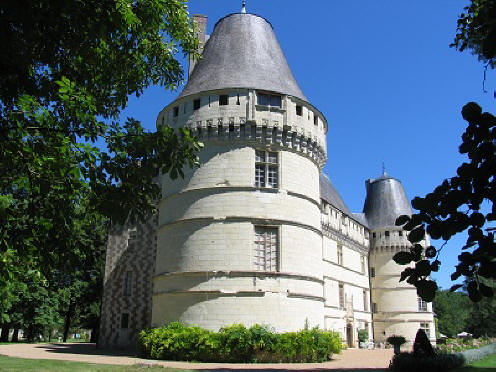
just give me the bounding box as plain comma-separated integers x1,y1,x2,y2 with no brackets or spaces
152,11,328,331
365,171,436,344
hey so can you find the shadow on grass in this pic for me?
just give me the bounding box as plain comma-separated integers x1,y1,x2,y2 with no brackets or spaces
35,343,134,357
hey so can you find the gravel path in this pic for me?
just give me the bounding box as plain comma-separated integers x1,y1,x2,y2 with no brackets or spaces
0,343,394,371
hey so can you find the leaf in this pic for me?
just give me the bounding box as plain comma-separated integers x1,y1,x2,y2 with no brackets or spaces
408,226,425,243
467,281,483,302
479,282,494,297
415,260,431,277
395,215,410,226
449,284,463,292
416,279,437,302
393,251,413,265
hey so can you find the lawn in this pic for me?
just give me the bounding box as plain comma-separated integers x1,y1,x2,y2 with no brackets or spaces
455,353,496,371
0,355,191,372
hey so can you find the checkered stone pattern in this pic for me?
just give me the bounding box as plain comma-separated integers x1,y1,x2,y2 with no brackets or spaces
98,215,158,349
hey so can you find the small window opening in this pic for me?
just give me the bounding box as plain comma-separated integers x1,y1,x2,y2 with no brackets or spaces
296,105,302,116
385,231,390,237
372,232,376,238
314,114,318,125
208,96,211,107
183,104,186,114
219,94,229,106
399,231,403,236
173,106,179,117
121,313,129,329
236,94,240,105
193,99,201,110
372,303,377,313
370,267,375,277
161,116,164,125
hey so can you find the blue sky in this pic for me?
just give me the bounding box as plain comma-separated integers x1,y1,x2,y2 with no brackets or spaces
121,1,494,290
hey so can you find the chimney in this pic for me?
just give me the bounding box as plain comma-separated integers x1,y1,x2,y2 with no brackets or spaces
189,14,208,77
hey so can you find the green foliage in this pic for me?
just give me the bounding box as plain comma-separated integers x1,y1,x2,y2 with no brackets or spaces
389,352,465,372
394,102,495,302
139,322,342,363
387,335,407,347
452,0,496,68
0,0,202,281
358,329,369,343
434,290,471,338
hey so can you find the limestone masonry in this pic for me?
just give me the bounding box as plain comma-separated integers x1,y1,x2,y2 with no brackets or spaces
99,9,435,349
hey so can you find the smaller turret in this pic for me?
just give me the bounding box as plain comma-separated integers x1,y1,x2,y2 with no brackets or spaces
364,171,435,345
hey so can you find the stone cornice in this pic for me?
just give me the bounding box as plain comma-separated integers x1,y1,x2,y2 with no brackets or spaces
185,120,326,169
322,223,370,254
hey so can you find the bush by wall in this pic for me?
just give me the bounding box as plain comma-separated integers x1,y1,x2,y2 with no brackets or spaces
139,322,342,363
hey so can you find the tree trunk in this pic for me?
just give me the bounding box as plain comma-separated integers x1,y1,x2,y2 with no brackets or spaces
0,324,10,342
62,301,75,342
11,328,19,342
90,324,99,343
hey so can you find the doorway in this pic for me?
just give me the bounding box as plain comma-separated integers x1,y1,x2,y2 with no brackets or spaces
346,323,353,348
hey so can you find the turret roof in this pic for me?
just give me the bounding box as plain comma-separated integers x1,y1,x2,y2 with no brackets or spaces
362,172,413,230
179,12,307,101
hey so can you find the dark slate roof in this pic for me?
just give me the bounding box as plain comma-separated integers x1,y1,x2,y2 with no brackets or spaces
362,173,413,230
179,13,307,101
352,213,369,228
319,174,353,216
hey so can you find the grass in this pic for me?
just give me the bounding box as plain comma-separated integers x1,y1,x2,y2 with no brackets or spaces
455,353,496,371
0,355,192,372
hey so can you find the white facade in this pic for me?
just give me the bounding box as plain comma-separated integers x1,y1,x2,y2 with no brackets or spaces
99,10,435,349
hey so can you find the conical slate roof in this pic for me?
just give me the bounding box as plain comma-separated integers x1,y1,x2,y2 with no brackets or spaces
363,172,413,230
179,13,307,101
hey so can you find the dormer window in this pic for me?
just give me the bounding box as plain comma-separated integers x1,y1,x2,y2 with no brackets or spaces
219,95,229,106
257,92,281,108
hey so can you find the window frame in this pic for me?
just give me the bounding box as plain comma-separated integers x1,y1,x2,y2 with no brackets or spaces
256,92,282,108
338,283,345,309
121,313,129,329
123,271,133,297
253,225,279,272
296,104,302,116
420,322,430,338
255,150,279,189
418,296,428,312
337,244,343,266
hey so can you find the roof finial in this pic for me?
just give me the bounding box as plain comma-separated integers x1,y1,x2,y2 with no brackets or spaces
241,0,246,13
382,162,387,176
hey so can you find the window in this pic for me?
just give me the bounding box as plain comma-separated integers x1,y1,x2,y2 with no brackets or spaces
123,271,132,297
361,256,366,274
372,232,376,238
173,106,179,117
372,303,377,313
339,283,344,309
385,230,390,237
254,226,278,271
363,290,369,312
370,267,375,277
257,92,281,108
255,150,278,188
418,296,428,312
121,313,129,329
337,244,343,266
399,231,403,236
420,322,430,338
219,94,229,106
296,104,302,116
193,98,201,110
236,93,240,105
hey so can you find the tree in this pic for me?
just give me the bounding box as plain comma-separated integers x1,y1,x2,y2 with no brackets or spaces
392,0,495,303
433,290,471,338
0,0,202,279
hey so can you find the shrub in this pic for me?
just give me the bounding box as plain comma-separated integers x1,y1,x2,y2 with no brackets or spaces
389,352,465,372
139,322,342,363
413,329,436,357
358,329,368,343
437,337,495,353
387,335,407,347
459,342,496,364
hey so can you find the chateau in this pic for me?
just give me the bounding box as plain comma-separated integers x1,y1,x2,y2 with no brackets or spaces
99,7,435,349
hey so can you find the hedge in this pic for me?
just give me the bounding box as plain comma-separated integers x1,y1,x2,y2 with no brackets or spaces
139,322,342,363
389,352,465,372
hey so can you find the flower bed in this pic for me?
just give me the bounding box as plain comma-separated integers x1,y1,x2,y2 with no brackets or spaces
437,337,495,353
139,322,342,363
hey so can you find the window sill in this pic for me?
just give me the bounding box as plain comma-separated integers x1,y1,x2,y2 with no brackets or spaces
255,104,285,113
